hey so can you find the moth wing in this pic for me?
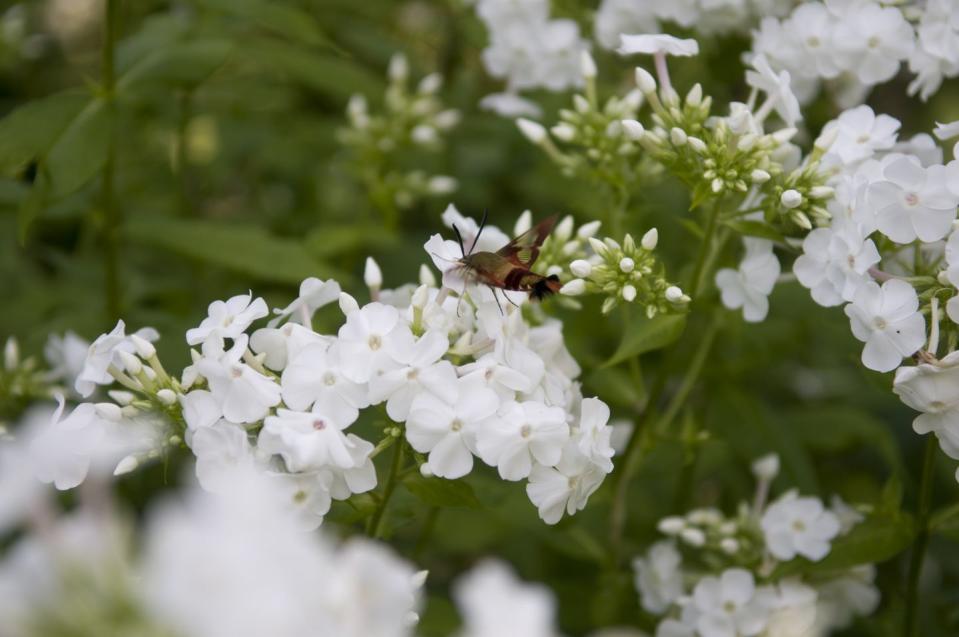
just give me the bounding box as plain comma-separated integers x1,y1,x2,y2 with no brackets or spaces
495,215,557,268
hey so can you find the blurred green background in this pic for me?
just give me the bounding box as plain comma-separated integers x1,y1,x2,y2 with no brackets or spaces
1,1,958,635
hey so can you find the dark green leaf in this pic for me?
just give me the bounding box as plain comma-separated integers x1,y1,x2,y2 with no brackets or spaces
788,406,903,474
196,0,333,49
724,220,786,243
125,215,344,284
0,90,89,178
304,223,397,259
118,39,233,90
45,99,109,198
603,314,686,368
402,474,481,509
678,218,704,240
931,502,959,540
243,39,383,101
17,173,48,243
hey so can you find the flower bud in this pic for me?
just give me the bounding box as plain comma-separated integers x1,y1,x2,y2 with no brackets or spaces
751,453,780,481
108,390,135,405
814,126,839,152
809,186,834,199
634,67,657,94
551,123,576,142
680,527,706,547
570,259,593,278
114,455,139,476
118,350,142,376
130,334,156,359
427,176,457,195
388,53,409,83
419,463,433,478
686,83,703,107
622,284,637,302
641,227,659,250
411,124,438,145
665,286,685,303
555,215,574,242
3,337,17,371
417,72,442,94
156,388,177,406
418,264,437,287
560,279,586,296
687,136,707,153
573,94,590,113
588,236,608,256
339,292,360,315
619,257,635,273
364,257,383,290
95,402,123,421
750,169,771,183
514,210,533,236
434,109,460,130
781,189,803,209
411,284,430,309
579,50,597,79
517,118,548,145
670,127,688,146
577,220,601,239
720,538,740,555
621,119,645,140
657,516,685,535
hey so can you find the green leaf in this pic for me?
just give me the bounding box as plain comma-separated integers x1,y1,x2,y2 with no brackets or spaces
788,406,903,474
125,215,344,284
0,90,89,178
304,223,397,259
196,0,333,49
243,39,383,101
724,220,785,243
402,474,481,509
931,502,959,540
17,173,48,243
118,39,233,90
774,512,915,577
603,314,686,368
678,218,704,240
45,99,109,198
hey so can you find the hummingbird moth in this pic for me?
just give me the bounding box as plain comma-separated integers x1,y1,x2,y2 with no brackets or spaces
451,211,562,303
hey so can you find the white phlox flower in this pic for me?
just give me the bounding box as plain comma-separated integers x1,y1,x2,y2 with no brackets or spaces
761,493,841,561
893,351,959,459
793,218,880,307
633,540,684,614
368,329,457,422
525,441,608,524
715,239,781,322
195,336,281,424
453,560,558,637
281,342,370,426
869,154,959,244
689,568,774,637
476,399,569,481
75,320,159,397
186,292,268,346
258,408,361,473
843,279,926,373
336,302,407,383
268,277,342,328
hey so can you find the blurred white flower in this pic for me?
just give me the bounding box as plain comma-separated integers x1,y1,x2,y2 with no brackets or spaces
633,541,684,614
715,239,780,322
454,560,558,637
893,351,959,459
761,493,841,561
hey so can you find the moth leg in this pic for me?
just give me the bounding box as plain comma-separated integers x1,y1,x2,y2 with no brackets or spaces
491,286,505,315
504,290,522,309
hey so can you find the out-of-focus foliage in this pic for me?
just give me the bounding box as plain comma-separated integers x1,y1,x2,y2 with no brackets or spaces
2,1,959,636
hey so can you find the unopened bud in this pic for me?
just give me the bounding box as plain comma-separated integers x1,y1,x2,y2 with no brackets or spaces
551,123,576,142
3,337,17,371
720,538,740,555
95,402,123,421
570,259,593,278
411,125,438,145
622,284,637,302
680,527,706,547
686,83,703,108
751,453,780,481
809,186,834,199
751,169,771,183
417,72,442,94
635,67,657,94
419,463,433,478
118,350,142,376
621,119,645,140
573,94,590,113
114,455,139,476
108,390,135,405
578,220,601,239
579,50,597,79
641,227,658,250
517,118,547,144
657,516,685,535
388,53,409,83
156,388,177,406
814,126,839,152
560,279,586,296
555,215,574,242
418,264,437,288
427,176,457,195
670,127,688,146
364,257,383,290
781,189,803,209
687,136,707,153
665,286,685,303
619,257,635,273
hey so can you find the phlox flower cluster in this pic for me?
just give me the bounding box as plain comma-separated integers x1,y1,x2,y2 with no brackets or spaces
752,0,959,104
633,455,879,637
14,208,615,528
472,0,589,118
339,53,460,209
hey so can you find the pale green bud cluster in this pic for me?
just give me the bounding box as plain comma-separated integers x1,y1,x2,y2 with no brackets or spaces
560,230,689,316
656,505,765,569
0,336,55,422
519,212,603,282
755,145,834,231
338,53,459,210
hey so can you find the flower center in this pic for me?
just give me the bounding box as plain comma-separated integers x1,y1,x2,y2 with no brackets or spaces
873,317,888,330
520,424,532,439
723,601,737,614
807,36,820,48
792,519,807,532
904,192,920,207
368,334,382,350
847,255,856,268
230,365,243,379
856,134,871,144
451,418,463,432
484,368,495,381
223,315,234,327
930,400,946,411
323,372,337,386
293,490,308,504
312,419,326,431
867,36,880,48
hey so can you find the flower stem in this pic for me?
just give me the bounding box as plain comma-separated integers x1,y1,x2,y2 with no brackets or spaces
904,435,937,637
688,198,722,300
101,0,121,322
367,439,404,538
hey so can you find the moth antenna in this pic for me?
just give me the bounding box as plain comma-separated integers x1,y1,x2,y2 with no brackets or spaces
470,209,489,256
452,223,466,258
505,291,521,309
492,286,505,316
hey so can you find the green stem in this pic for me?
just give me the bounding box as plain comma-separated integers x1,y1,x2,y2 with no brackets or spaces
688,198,723,300
101,0,121,322
367,440,404,538
904,435,937,637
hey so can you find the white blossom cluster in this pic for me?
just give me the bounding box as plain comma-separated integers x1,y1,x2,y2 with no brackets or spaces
472,0,590,117
595,0,794,49
11,207,615,528
339,53,460,208
752,0,959,104
633,455,879,637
